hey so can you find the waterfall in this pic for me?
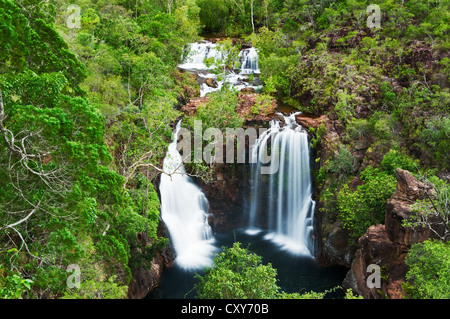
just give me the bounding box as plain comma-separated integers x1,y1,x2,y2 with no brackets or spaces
159,121,217,269
246,113,315,257
239,47,260,75
178,42,221,71
178,41,263,97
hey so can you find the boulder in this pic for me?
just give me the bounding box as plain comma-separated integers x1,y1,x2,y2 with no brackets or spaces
205,78,218,88
240,87,255,93
295,114,327,130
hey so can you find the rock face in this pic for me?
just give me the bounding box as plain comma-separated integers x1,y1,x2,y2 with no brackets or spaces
343,169,439,299
197,162,249,232
320,221,357,267
385,169,436,247
313,114,356,267
295,113,327,130
127,223,175,299
181,96,208,116
128,256,164,299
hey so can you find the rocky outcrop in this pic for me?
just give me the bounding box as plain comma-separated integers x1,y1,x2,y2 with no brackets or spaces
128,255,164,299
205,78,218,88
295,113,327,130
343,169,440,299
385,169,436,246
127,223,175,299
181,97,208,116
237,92,277,122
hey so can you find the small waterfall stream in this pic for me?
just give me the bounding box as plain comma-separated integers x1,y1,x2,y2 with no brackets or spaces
159,121,217,270
239,47,260,74
178,41,262,97
246,113,315,256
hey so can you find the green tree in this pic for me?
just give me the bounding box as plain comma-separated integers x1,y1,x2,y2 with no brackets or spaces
404,240,450,299
337,166,397,239
193,242,327,299
193,242,280,299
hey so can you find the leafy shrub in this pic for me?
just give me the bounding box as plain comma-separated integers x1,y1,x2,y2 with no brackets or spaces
193,242,280,299
337,166,397,239
327,145,356,179
193,242,327,299
404,240,450,299
420,116,450,168
346,118,372,139
381,149,418,175
0,263,33,299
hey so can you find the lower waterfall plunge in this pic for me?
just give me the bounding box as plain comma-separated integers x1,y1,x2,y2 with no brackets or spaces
159,121,217,270
246,113,316,257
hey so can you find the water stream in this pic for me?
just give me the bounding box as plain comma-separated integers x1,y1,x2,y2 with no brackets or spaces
246,113,315,256
159,121,217,270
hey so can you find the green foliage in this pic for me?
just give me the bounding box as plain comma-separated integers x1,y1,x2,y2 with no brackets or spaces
0,263,33,299
0,0,182,298
62,275,128,299
405,175,450,242
337,166,397,239
194,242,280,299
193,242,327,299
186,88,244,131
381,149,418,175
344,288,363,299
0,0,86,91
327,145,356,180
334,89,356,123
420,116,450,169
404,240,450,299
345,118,371,139
309,123,327,148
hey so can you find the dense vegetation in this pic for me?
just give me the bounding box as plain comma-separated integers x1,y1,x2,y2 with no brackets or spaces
0,0,448,299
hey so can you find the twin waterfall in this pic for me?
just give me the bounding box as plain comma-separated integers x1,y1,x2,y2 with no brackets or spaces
160,44,315,270
246,113,315,256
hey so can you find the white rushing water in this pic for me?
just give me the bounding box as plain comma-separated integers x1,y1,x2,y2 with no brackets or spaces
239,47,260,74
159,121,217,270
246,113,316,257
178,41,262,97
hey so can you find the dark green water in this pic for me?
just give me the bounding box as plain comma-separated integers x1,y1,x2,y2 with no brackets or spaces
148,228,348,299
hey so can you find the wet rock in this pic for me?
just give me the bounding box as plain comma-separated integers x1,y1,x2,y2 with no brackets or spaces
205,78,218,88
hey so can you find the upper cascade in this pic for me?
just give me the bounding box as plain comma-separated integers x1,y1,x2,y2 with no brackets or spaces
178,41,262,97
